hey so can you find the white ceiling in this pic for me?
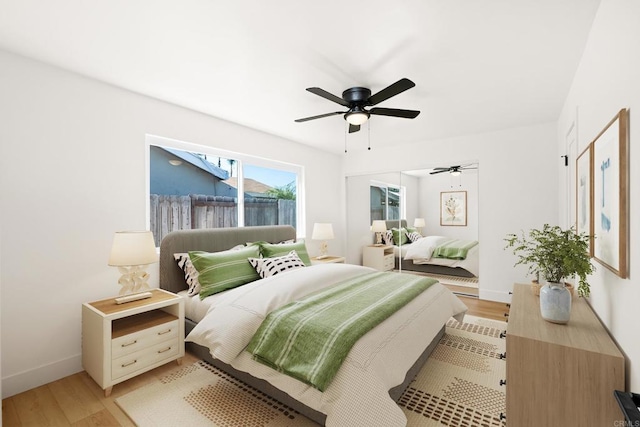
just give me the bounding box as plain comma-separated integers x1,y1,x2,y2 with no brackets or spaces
0,0,601,154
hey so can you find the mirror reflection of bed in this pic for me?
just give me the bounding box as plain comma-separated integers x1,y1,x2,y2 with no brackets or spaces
345,164,479,297
387,219,479,297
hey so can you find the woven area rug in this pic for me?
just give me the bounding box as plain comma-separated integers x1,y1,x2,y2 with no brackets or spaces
115,315,506,426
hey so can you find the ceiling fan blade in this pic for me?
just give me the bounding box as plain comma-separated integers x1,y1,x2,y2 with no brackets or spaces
429,169,449,175
306,87,350,107
348,124,361,133
369,107,420,119
368,78,416,106
295,111,344,123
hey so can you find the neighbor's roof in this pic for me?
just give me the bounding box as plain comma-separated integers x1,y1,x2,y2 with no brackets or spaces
162,147,229,180
223,177,273,195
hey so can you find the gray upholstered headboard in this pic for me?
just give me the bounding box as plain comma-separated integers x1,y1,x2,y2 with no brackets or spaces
159,225,297,294
385,219,407,230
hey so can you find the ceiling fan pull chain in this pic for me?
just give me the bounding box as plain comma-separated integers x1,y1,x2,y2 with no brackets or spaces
344,121,348,153
368,120,371,151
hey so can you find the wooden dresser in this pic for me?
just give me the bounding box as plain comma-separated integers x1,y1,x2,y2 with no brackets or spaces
505,283,624,426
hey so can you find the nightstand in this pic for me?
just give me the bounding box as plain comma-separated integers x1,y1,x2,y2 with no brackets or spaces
82,288,185,396
311,256,346,265
362,245,395,271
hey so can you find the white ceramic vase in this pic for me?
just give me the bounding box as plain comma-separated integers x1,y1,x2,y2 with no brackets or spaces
539,282,571,324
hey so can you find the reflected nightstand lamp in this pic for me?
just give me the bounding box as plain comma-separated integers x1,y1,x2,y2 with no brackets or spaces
108,231,158,304
414,218,426,235
371,220,387,245
312,223,334,259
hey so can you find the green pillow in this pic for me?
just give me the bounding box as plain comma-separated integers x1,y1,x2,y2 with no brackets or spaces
391,228,409,246
189,245,261,299
259,240,312,266
405,226,417,234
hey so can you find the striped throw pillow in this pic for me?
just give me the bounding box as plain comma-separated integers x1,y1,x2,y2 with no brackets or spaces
259,240,312,266
189,245,261,299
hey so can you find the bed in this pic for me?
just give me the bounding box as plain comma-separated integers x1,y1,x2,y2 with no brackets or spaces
159,225,467,426
384,220,479,278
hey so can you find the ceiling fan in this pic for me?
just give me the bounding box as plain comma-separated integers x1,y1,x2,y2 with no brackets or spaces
430,165,478,176
294,78,420,133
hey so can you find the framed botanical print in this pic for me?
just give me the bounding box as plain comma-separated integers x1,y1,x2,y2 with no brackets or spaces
592,108,628,278
576,143,593,256
440,191,467,226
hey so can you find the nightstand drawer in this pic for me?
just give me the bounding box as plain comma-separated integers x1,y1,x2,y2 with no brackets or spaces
112,337,180,380
383,254,394,270
112,319,179,359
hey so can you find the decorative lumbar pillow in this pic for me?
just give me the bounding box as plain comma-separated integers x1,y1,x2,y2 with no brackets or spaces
189,245,261,299
259,240,312,266
248,251,306,278
174,253,201,296
407,231,423,243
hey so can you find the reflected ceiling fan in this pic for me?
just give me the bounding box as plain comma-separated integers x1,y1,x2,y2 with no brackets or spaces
430,164,478,176
294,78,420,133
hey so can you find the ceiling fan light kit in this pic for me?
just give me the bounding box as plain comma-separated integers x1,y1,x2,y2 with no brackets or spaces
295,78,420,136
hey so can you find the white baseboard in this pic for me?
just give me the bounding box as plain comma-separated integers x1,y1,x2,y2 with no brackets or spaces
479,288,512,303
2,353,82,399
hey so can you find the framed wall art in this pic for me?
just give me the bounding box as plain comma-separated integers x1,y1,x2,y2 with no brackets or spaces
440,191,467,226
576,143,593,256
592,108,628,278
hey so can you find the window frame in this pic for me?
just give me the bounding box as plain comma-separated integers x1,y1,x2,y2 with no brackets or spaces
145,134,305,238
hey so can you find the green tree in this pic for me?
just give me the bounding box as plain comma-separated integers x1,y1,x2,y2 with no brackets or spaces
266,181,296,200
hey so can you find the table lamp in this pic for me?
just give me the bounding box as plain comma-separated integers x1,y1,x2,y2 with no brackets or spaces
413,218,426,235
371,220,387,245
312,223,334,259
108,231,158,303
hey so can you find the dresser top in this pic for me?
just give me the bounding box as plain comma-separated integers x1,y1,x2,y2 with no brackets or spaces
508,284,623,358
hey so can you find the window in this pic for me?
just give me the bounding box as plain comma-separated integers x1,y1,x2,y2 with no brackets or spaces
147,135,304,245
370,181,404,222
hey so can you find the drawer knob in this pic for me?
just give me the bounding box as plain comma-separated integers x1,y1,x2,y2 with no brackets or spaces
122,359,137,368
499,379,507,386
121,340,137,348
500,331,506,339
158,329,172,336
158,346,172,354
504,313,509,317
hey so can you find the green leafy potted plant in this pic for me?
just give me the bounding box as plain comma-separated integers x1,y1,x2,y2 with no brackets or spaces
504,224,595,323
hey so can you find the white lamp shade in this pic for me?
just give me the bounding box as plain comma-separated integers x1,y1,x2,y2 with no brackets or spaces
108,231,158,266
371,220,387,233
413,218,426,228
312,223,335,240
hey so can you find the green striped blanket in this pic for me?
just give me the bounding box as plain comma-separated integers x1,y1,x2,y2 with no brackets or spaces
247,272,436,391
432,239,478,260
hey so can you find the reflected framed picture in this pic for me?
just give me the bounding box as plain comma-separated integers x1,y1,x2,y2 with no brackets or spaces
440,191,467,226
576,143,593,256
592,108,628,278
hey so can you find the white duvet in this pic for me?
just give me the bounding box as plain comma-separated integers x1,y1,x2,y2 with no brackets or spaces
187,263,467,427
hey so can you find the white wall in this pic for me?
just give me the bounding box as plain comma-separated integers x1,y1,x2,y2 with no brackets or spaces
419,170,479,240
0,50,344,398
344,121,559,302
557,0,640,392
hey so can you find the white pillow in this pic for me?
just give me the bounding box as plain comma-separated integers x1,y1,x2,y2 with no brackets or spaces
248,250,306,278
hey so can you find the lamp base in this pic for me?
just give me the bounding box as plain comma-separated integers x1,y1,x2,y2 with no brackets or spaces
117,265,151,295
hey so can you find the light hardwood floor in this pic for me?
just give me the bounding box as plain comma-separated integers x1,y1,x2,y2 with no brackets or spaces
2,297,509,426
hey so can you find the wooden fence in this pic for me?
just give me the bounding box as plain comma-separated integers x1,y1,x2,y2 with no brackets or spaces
150,194,296,245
